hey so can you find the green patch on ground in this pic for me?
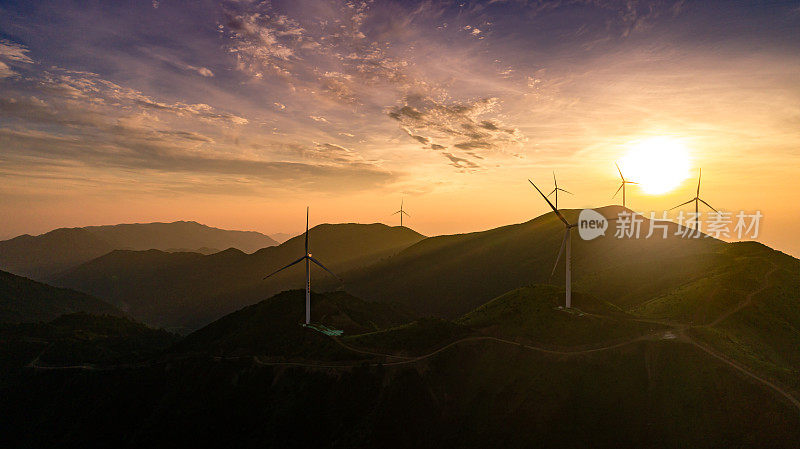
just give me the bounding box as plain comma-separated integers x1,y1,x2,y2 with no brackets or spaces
344,317,472,355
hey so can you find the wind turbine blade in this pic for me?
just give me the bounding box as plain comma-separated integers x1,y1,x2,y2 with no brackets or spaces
612,183,623,198
558,188,574,195
392,210,401,215
698,198,718,213
615,162,624,180
309,256,341,281
263,255,306,279
529,179,570,226
553,171,557,188
627,181,638,184
547,188,557,196
551,230,568,277
669,198,695,210
305,207,309,254
697,168,702,196
402,211,410,217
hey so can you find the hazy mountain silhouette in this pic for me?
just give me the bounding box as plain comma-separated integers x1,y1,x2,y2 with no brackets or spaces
270,232,295,244
0,221,277,280
0,270,120,323
55,223,425,331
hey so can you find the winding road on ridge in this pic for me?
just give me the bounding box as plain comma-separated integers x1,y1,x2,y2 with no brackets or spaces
27,259,799,412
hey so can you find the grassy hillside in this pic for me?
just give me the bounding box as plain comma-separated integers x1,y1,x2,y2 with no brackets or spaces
343,318,473,355
681,243,800,391
0,221,277,280
458,284,658,347
55,223,425,331
0,313,177,369
3,335,798,448
0,270,120,323
2,274,799,447
343,206,727,317
175,290,411,359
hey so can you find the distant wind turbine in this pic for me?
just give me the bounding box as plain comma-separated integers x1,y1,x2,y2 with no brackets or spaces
669,168,718,231
530,179,575,309
392,198,410,227
263,207,340,325
548,171,573,209
613,162,637,208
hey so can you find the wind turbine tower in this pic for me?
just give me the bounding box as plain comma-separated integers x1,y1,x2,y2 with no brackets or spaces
613,162,637,208
670,168,718,231
393,198,410,227
530,179,576,309
548,171,573,209
263,207,340,325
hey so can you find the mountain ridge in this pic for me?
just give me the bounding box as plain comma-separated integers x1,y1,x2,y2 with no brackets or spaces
0,221,278,280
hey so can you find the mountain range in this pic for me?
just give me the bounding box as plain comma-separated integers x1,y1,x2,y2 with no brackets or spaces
1,209,798,447
54,223,425,331
0,269,120,323
52,206,737,330
0,221,277,280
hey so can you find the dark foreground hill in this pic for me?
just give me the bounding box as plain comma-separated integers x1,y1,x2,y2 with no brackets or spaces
0,270,120,323
1,286,798,448
0,221,277,280
55,224,425,331
0,313,178,379
174,290,412,359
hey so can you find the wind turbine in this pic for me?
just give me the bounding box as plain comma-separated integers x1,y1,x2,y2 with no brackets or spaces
613,162,637,208
548,171,573,209
669,168,718,231
529,179,575,309
392,198,410,227
263,207,340,325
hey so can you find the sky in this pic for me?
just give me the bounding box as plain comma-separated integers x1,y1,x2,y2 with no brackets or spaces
0,0,798,256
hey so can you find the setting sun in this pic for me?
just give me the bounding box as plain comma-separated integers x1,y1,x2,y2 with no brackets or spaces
620,137,691,195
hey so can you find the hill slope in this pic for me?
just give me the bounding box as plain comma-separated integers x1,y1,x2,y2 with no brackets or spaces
0,312,177,375
55,224,425,331
3,313,799,447
0,221,277,280
2,268,800,447
344,206,730,317
0,270,120,323
175,290,412,359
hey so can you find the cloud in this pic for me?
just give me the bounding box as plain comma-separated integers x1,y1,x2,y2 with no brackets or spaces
401,127,430,144
218,1,525,172
0,40,33,78
0,62,16,79
188,65,214,77
0,40,34,64
442,152,480,171
0,62,393,193
388,94,524,165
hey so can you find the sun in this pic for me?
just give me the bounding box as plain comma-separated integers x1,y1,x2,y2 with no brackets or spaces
619,137,691,195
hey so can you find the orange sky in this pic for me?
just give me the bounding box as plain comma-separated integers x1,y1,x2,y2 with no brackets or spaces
0,1,798,256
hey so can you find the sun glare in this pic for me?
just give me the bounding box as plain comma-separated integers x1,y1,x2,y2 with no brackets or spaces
620,137,691,195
